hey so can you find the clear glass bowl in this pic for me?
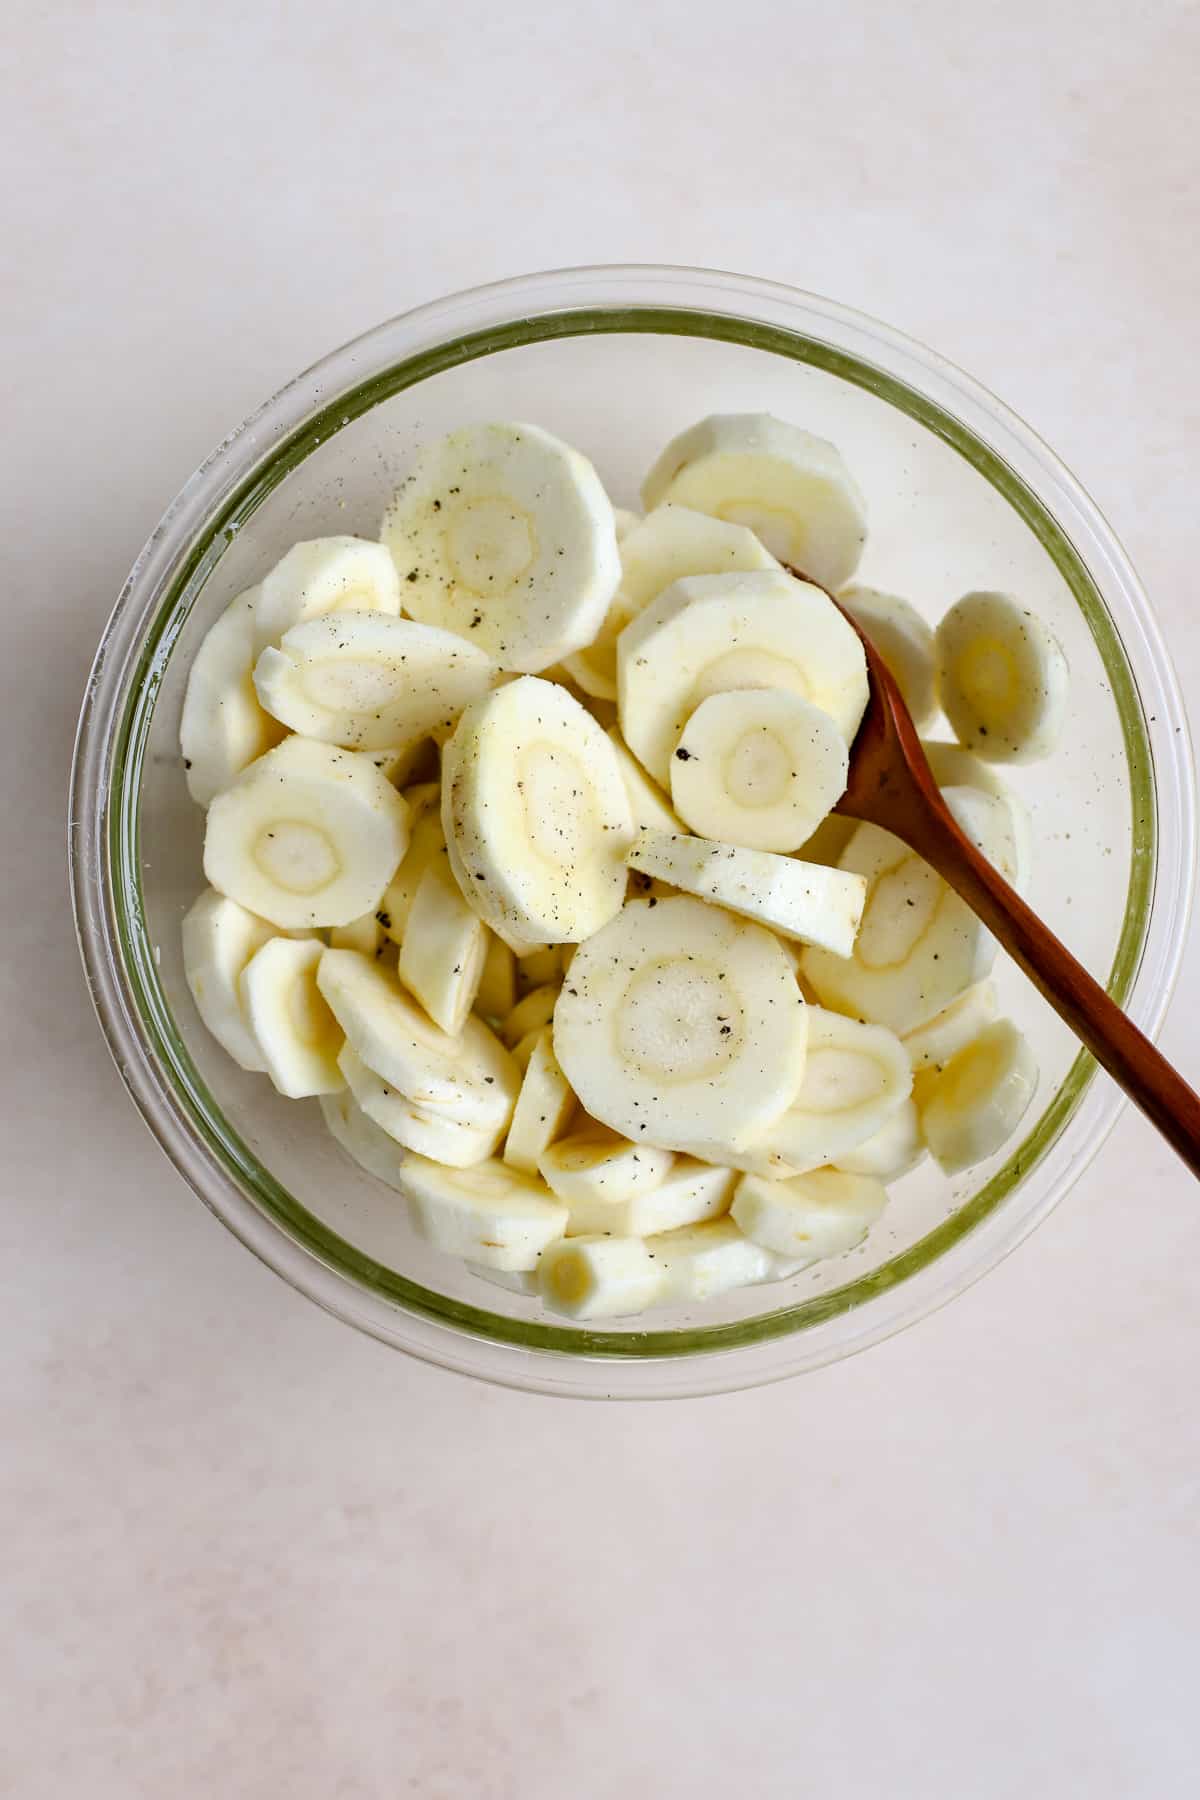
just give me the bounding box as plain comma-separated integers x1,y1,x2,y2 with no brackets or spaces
70,266,1195,1397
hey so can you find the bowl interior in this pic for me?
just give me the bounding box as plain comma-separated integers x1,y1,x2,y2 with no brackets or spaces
117,302,1154,1372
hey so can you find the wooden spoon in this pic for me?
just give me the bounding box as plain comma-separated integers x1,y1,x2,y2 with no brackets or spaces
832,605,1200,1174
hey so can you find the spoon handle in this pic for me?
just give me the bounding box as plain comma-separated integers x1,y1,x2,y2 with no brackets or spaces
891,794,1200,1174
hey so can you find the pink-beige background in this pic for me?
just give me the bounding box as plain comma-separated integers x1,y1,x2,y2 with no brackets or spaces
3,2,1198,1794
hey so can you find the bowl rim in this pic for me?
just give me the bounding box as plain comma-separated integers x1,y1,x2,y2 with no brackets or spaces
70,263,1196,1398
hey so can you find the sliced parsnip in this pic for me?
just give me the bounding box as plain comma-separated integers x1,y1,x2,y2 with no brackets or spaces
641,414,867,588
918,1018,1039,1174
539,1125,674,1207
475,934,517,1021
377,782,446,945
754,1007,912,1172
381,421,620,673
442,676,633,944
563,502,782,701
731,1167,887,1262
253,536,401,654
510,1028,542,1073
398,1155,568,1272
240,936,345,1097
443,806,561,960
774,934,804,975
923,741,1034,891
626,829,867,958
358,739,437,789
800,820,992,1033
538,1235,664,1319
617,569,869,784
253,611,496,750
626,870,679,905
795,813,856,868
338,1044,499,1167
649,1217,775,1302
503,1030,576,1174
180,587,286,806
605,727,683,833
688,1138,804,1183
839,585,937,730
669,688,848,851
562,1157,735,1241
516,946,562,992
329,911,387,956
397,860,488,1034
203,736,410,930
613,507,640,541
564,504,773,705
316,948,518,1132
920,739,1012,802
617,504,781,610
181,888,275,1071
571,688,618,732
834,1098,925,1180
320,1089,406,1189
943,783,1026,893
502,984,560,1048
901,980,998,1072
935,590,1069,762
562,594,637,700
552,895,809,1159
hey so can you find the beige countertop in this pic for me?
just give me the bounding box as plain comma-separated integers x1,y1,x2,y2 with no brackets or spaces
4,2,1198,1794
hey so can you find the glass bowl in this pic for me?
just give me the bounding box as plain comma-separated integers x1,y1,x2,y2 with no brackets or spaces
70,266,1195,1398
